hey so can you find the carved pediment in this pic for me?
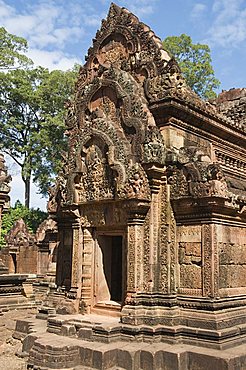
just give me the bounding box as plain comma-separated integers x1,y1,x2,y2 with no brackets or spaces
5,219,36,250
56,3,175,211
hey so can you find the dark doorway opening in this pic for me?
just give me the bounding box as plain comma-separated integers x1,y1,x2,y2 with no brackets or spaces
10,253,17,273
98,235,123,302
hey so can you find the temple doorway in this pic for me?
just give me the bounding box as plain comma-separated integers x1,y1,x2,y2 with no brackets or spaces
9,253,17,273
94,234,125,306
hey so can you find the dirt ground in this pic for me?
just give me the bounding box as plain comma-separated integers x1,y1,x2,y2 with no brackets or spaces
0,308,36,370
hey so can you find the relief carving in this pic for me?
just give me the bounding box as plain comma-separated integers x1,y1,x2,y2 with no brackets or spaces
142,126,166,165
167,146,229,200
0,154,11,194
77,143,115,202
118,163,151,201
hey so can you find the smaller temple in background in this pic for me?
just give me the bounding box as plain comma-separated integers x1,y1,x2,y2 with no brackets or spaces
0,154,37,310
0,217,58,278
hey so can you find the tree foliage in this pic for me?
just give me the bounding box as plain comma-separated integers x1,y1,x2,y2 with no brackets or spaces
0,27,32,70
0,65,78,207
0,201,47,248
163,34,220,99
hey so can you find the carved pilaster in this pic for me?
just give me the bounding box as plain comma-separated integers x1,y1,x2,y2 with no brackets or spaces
127,213,145,295
158,182,177,294
145,165,166,292
80,228,94,311
158,183,169,293
202,224,219,297
69,219,83,300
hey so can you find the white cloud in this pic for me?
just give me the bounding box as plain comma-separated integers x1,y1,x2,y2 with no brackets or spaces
0,0,88,70
10,173,48,211
116,0,157,17
0,0,86,50
27,48,80,71
5,156,47,210
4,15,37,36
207,0,246,47
191,3,207,19
0,0,13,17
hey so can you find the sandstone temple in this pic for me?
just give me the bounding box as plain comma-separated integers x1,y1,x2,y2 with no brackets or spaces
5,3,246,370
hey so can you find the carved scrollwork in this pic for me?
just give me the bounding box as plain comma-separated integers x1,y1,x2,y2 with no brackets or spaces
142,126,166,165
47,173,68,213
118,163,151,201
167,147,230,200
145,59,186,101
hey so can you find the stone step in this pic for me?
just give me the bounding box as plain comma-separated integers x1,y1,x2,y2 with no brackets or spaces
25,332,246,370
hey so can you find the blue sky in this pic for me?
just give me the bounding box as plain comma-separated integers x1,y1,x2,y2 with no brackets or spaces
1,0,246,209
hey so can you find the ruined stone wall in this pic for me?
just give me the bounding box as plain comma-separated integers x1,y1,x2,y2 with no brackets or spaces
17,245,38,274
215,88,246,127
177,225,202,293
176,223,246,297
217,224,246,293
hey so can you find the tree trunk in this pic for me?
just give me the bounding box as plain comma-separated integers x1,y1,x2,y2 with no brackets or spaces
24,176,31,209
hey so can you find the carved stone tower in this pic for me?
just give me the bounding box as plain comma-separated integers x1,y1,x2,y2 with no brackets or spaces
0,153,11,240
48,3,246,350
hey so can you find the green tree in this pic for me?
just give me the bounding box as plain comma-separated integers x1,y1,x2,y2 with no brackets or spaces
0,66,78,207
163,34,220,99
0,201,47,248
0,27,32,70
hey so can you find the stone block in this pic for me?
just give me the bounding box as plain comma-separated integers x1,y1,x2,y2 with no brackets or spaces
219,243,246,265
140,350,154,370
103,348,118,369
61,323,76,336
78,327,93,340
154,349,188,370
117,351,133,369
80,346,93,368
22,333,38,353
188,351,229,370
180,265,202,289
219,265,246,288
22,281,34,298
92,349,103,369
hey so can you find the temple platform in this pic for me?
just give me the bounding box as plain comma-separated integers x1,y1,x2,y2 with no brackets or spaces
14,313,246,370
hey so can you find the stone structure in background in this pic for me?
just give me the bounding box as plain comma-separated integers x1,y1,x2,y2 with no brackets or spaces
215,87,246,127
1,219,37,274
0,157,37,310
0,153,11,238
0,217,58,277
15,4,246,369
36,217,58,278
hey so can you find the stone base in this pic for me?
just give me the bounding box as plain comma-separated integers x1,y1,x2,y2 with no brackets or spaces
120,294,246,349
13,313,246,370
25,332,246,370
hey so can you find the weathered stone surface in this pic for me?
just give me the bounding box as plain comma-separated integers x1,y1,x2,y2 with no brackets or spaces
215,88,246,128
0,219,37,274
19,3,246,370
44,0,246,338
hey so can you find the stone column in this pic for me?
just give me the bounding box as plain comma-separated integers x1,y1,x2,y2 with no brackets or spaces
68,219,83,303
80,228,94,312
124,200,150,302
146,165,166,292
202,223,219,297
126,213,145,295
